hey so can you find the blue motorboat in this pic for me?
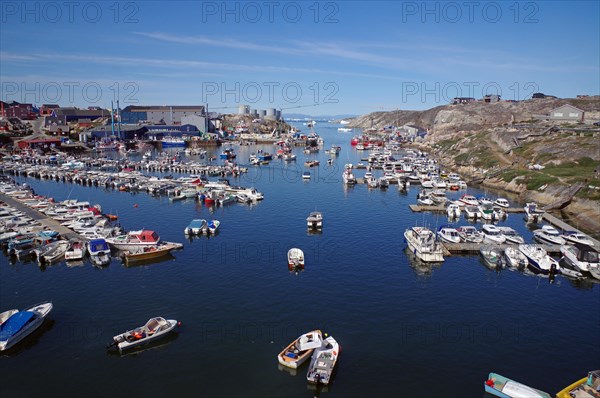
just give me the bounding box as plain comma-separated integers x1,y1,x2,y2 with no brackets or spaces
0,302,53,351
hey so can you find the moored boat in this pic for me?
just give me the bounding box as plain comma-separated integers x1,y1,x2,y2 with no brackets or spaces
533,225,566,245
184,219,206,235
481,224,506,244
556,370,600,398
122,242,182,264
207,220,220,234
524,202,544,223
480,245,503,269
87,238,111,267
561,231,594,246
437,226,461,243
106,229,160,251
0,302,53,351
306,212,323,229
560,243,600,279
306,335,340,385
108,317,179,352
519,244,560,275
484,372,551,398
277,330,323,369
287,248,305,269
65,239,86,261
503,246,528,268
404,227,444,263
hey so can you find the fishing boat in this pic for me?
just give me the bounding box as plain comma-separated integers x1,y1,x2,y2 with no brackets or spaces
106,229,160,251
493,198,510,208
306,335,340,385
496,227,525,244
480,245,503,269
108,317,179,352
87,238,111,267
0,302,53,351
481,224,506,244
122,242,182,264
484,372,551,398
277,330,323,369
206,220,220,234
446,202,461,218
503,246,528,268
518,244,560,275
287,248,305,269
533,225,566,245
306,212,323,229
184,219,206,235
64,239,86,261
561,231,594,246
560,244,600,279
556,370,600,398
524,202,544,223
404,227,444,262
437,226,461,243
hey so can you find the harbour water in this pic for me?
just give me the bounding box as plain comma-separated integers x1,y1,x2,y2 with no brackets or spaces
1,123,598,398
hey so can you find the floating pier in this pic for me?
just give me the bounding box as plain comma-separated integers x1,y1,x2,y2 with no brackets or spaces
0,193,82,240
441,242,561,256
409,204,524,213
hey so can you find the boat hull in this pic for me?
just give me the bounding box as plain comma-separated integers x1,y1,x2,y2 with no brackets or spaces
0,302,53,351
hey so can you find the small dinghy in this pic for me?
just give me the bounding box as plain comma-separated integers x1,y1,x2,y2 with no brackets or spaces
278,330,323,369
206,220,220,235
484,372,551,398
306,335,340,385
108,317,179,352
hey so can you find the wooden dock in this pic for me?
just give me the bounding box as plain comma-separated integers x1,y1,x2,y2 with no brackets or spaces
0,193,81,240
441,242,561,256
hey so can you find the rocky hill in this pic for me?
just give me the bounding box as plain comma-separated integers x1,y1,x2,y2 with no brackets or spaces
349,96,600,234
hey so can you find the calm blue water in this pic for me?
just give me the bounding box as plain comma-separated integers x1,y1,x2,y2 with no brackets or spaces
1,123,598,398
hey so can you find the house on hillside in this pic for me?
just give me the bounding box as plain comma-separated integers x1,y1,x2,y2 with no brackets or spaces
451,97,475,105
483,94,501,103
549,104,585,122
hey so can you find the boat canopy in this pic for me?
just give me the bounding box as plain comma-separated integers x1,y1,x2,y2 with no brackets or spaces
0,311,34,340
89,239,109,252
298,332,323,351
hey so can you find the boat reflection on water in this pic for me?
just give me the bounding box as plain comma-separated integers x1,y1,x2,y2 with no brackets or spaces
120,253,176,268
404,247,442,278
106,332,179,357
307,229,323,236
278,363,297,376
0,318,55,357
307,379,332,395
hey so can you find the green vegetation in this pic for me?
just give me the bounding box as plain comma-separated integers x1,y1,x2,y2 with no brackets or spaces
437,138,461,150
454,153,471,164
523,173,559,190
501,169,528,183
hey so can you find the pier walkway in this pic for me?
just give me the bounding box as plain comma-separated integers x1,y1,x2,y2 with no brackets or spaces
0,193,81,240
441,242,561,256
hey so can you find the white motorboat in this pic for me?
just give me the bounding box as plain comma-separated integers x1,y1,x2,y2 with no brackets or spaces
87,238,111,266
457,226,484,243
404,227,444,262
106,229,160,251
459,194,479,207
561,231,594,246
306,212,323,229
430,190,448,204
480,245,503,269
437,226,461,244
184,219,206,235
494,198,510,208
417,192,433,206
207,220,220,234
109,317,179,352
36,240,70,265
560,244,600,278
306,335,340,385
446,202,461,218
524,202,544,223
519,244,560,275
0,302,53,351
278,330,323,369
481,224,506,244
64,239,86,261
342,169,356,185
478,203,499,221
496,227,525,244
463,206,481,219
503,246,528,268
533,225,566,245
288,248,305,269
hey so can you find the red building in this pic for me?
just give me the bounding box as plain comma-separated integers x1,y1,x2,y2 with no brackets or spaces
1,101,36,120
16,133,62,150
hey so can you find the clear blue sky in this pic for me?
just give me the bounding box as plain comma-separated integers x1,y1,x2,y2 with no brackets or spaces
1,1,598,116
